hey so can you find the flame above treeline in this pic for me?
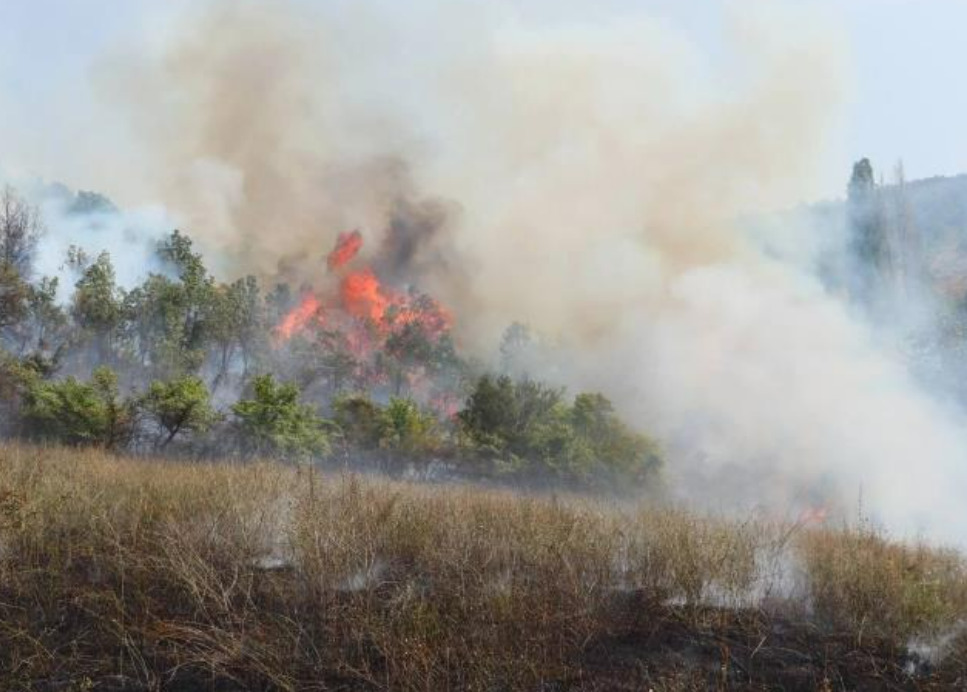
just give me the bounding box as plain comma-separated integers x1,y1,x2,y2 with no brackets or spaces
275,229,452,351
327,230,364,271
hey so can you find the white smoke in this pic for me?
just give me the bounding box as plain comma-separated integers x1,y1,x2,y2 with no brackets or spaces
0,177,178,293
3,0,967,541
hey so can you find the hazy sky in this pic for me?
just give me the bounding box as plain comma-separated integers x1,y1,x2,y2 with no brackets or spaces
822,0,967,188
0,0,963,202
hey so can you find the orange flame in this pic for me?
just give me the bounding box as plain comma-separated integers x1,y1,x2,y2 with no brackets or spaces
797,506,829,526
327,230,363,270
394,297,452,338
341,269,392,323
341,269,452,337
275,231,453,354
275,293,325,341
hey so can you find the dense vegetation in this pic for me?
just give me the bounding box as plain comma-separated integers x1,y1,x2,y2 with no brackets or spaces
3,162,967,687
0,185,662,491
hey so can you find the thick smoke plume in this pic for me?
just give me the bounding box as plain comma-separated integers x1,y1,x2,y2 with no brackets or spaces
94,0,844,330
8,0,967,540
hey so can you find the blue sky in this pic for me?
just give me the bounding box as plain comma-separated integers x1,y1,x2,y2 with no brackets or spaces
0,0,964,200
822,0,967,187
620,0,967,192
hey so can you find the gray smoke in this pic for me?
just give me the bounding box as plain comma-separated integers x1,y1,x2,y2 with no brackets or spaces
4,0,967,542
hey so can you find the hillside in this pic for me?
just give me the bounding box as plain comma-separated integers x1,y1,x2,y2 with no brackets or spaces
807,171,967,300
904,174,967,297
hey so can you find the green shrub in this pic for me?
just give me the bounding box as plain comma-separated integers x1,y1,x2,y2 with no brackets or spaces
21,367,133,448
231,374,330,460
379,397,442,458
139,375,219,449
331,393,384,451
458,375,662,488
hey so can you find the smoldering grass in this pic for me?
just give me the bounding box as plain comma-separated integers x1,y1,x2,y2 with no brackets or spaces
2,441,967,689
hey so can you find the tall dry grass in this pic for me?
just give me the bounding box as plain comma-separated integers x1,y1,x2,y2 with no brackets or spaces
0,442,966,689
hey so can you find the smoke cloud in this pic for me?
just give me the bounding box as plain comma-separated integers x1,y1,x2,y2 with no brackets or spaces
7,0,967,540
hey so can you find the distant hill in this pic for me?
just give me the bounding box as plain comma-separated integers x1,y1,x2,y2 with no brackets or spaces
903,173,967,244
801,172,967,302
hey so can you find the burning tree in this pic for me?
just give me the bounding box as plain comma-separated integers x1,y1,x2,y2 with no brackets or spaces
0,189,663,493
274,229,457,406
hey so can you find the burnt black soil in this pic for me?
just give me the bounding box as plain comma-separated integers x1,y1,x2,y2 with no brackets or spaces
570,595,967,691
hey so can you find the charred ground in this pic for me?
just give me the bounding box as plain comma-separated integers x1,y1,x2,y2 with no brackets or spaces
2,444,967,691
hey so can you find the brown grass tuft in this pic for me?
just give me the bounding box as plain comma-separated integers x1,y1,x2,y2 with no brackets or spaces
1,442,967,689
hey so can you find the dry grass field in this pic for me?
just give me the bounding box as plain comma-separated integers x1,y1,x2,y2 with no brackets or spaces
1,442,966,690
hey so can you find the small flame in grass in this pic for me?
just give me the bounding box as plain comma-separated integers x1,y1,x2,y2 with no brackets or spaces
327,230,363,270
797,506,829,526
276,293,325,341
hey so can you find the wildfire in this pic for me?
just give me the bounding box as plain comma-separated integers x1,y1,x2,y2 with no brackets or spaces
797,506,829,526
273,230,456,410
275,293,325,341
327,230,363,270
341,269,392,323
275,231,453,347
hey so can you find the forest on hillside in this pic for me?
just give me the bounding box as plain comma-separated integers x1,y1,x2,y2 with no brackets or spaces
0,185,662,491
3,158,967,491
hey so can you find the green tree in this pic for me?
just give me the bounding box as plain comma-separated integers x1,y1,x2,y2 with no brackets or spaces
22,367,133,448
282,326,360,395
848,158,875,202
68,190,117,215
458,374,563,459
332,394,444,468
265,282,294,326
848,158,889,305
0,353,44,435
0,261,29,332
123,275,186,374
0,187,41,338
122,231,217,378
383,321,433,395
140,375,219,449
0,186,42,277
379,397,441,458
160,230,217,372
16,277,69,359
207,276,265,391
231,374,330,459
233,276,269,378
331,393,384,452
499,321,539,377
458,375,662,488
72,252,124,364
570,392,663,485
457,375,563,462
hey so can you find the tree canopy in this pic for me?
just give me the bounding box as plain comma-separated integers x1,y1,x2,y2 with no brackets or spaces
0,185,664,493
